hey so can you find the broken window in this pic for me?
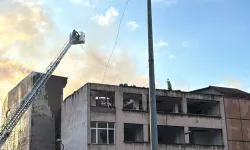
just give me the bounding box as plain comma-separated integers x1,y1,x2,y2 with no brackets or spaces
187,99,220,116
123,93,142,110
189,127,223,145
90,90,115,108
157,126,184,144
155,96,182,113
124,123,143,142
90,122,115,144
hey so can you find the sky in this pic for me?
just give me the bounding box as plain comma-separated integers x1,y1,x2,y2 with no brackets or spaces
0,0,250,104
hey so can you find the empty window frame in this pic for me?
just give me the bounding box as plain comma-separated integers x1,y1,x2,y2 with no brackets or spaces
157,125,184,144
189,127,223,145
123,93,142,110
90,90,115,108
156,96,182,113
124,123,144,142
187,99,220,116
91,122,115,144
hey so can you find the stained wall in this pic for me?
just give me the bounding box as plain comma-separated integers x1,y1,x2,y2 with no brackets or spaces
1,72,67,150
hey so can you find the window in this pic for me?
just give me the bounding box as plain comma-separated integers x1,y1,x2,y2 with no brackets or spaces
157,125,184,144
91,122,115,144
124,123,143,142
155,96,182,113
90,90,115,108
123,93,143,110
189,127,223,145
187,99,220,116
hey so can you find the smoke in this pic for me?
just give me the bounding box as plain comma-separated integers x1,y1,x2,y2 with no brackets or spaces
222,76,242,89
0,0,148,102
0,58,31,83
60,41,149,98
0,0,53,102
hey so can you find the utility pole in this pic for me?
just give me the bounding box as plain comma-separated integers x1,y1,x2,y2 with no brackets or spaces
147,0,158,150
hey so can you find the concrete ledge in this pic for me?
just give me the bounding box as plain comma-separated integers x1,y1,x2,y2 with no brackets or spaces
123,142,224,150
89,144,115,150
90,108,116,122
90,106,116,113
159,113,223,128
120,110,149,124
122,109,221,119
120,110,222,128
89,142,224,150
122,109,148,113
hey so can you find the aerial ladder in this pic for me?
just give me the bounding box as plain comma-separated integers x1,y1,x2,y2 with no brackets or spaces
0,30,85,149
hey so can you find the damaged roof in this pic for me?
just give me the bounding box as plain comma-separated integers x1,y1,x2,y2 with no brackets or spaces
191,86,250,99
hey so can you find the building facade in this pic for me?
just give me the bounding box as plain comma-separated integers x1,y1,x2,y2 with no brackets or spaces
61,83,228,150
1,72,67,150
192,86,250,150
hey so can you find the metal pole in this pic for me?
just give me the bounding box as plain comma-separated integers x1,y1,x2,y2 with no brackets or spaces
147,0,158,150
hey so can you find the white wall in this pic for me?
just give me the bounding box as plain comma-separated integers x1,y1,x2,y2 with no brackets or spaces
61,85,89,150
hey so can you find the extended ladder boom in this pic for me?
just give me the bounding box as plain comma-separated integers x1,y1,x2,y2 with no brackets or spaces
0,30,85,149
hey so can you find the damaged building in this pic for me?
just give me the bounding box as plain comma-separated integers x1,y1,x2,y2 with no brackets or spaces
192,86,250,150
3,74,250,150
61,83,228,150
1,72,67,150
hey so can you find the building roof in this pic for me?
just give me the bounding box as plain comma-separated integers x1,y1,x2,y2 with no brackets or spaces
31,71,68,79
191,86,250,99
2,71,68,105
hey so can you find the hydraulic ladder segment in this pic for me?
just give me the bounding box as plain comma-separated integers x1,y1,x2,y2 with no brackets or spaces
0,30,85,149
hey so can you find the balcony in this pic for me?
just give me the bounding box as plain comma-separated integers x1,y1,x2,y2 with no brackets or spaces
158,113,222,129
123,142,224,150
121,110,222,128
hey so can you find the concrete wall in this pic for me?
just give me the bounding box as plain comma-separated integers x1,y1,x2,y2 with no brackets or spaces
224,98,240,119
2,73,34,150
192,88,250,150
224,97,250,150
30,73,67,150
61,84,89,150
1,72,67,150
61,83,228,150
88,83,227,150
91,110,223,129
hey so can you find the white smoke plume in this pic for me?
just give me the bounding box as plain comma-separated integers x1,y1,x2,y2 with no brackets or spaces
0,0,149,102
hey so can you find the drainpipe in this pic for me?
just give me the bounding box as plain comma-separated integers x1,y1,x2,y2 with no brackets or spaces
222,97,230,150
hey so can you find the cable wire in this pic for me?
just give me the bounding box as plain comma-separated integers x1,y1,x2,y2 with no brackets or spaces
80,46,106,70
101,0,131,83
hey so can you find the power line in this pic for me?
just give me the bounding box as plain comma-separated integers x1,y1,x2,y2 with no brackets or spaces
80,46,105,70
102,0,131,83
48,2,132,142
